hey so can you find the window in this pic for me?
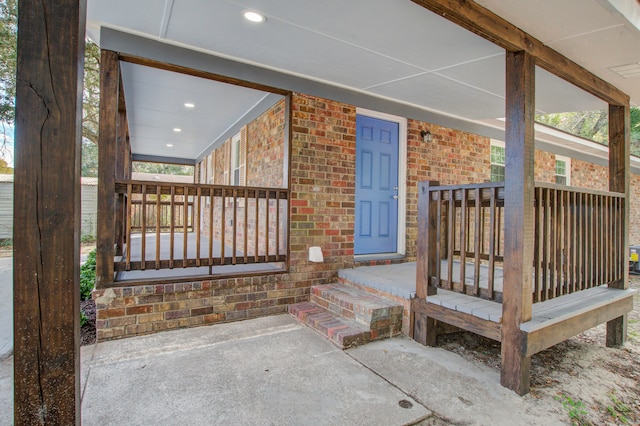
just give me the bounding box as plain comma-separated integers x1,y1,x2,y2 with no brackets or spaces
226,128,246,186
555,155,571,185
490,140,505,182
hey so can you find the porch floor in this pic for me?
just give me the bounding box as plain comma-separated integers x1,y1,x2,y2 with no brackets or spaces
116,232,284,281
339,260,505,300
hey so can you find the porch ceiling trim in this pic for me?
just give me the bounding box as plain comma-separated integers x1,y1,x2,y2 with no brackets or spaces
131,154,196,166
411,0,630,107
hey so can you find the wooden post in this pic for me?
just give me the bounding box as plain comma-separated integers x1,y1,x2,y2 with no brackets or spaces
13,0,86,423
501,50,535,395
96,50,120,286
114,109,128,256
606,103,630,346
413,181,438,345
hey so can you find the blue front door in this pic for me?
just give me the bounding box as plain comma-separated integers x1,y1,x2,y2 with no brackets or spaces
355,115,399,255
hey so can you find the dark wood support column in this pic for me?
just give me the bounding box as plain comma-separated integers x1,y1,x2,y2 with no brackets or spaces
501,50,535,395
96,50,120,286
413,181,439,345
114,109,128,256
606,103,630,346
13,0,86,423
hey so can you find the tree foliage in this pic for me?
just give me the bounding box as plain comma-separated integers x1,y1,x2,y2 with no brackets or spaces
0,0,16,159
132,161,194,176
536,106,640,156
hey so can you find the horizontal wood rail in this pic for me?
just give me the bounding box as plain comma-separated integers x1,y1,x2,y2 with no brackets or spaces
114,180,289,275
418,180,626,304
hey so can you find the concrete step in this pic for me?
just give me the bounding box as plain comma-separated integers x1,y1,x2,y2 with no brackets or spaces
288,302,371,349
310,283,404,336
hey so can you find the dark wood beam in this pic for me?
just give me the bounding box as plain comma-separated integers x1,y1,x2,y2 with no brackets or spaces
411,0,629,107
13,0,86,423
96,49,120,286
606,103,630,346
501,50,535,395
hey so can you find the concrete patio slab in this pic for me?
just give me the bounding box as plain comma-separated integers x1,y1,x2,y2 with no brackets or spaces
79,315,430,425
347,338,565,426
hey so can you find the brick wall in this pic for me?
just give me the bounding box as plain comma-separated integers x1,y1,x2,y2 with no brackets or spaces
96,91,640,340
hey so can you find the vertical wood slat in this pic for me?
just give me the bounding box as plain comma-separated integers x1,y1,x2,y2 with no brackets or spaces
435,190,442,289
221,188,226,264
155,185,161,269
126,184,132,270
533,187,541,302
169,185,175,269
183,185,188,267
447,190,454,290
265,191,270,259
488,187,497,299
196,187,201,267
416,182,431,299
276,190,281,261
254,189,259,262
232,188,238,265
459,189,467,291
557,189,564,296
474,187,481,295
244,189,249,263
141,184,147,270
208,188,214,270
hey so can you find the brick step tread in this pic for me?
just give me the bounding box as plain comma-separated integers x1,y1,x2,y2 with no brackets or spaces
311,284,404,326
288,302,374,349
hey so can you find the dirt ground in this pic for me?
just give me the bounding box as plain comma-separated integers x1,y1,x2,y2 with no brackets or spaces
438,276,640,425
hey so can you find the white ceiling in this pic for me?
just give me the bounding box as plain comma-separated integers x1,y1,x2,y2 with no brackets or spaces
86,0,640,159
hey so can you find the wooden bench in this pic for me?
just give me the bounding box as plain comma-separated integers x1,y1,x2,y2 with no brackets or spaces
413,285,636,358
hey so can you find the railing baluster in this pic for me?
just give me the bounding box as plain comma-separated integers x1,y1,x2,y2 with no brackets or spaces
169,186,175,269
155,185,161,270
208,187,214,271
265,190,270,260
447,190,454,290
232,188,238,265
488,187,496,300
221,187,226,265
275,191,280,262
435,190,442,288
459,189,467,292
533,187,541,302
474,187,481,296
141,184,147,271
254,189,259,263
244,188,249,264
196,186,201,267
126,183,132,271
183,185,188,268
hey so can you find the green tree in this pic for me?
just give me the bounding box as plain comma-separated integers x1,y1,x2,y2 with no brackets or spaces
132,161,194,176
537,106,640,156
0,0,16,160
0,0,100,173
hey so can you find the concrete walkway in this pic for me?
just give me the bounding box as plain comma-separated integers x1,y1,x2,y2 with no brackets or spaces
1,315,566,425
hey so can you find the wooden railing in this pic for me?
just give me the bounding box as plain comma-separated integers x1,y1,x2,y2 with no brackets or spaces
114,180,289,273
419,181,625,303
533,183,625,302
129,199,194,233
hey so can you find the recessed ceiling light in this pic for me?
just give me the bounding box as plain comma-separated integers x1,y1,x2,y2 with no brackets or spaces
243,11,265,23
166,144,174,148
184,103,195,108
173,128,182,133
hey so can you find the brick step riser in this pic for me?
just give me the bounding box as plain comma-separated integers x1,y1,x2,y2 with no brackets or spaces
288,302,371,349
310,289,404,328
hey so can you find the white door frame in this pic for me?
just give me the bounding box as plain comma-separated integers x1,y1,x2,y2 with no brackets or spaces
355,107,407,256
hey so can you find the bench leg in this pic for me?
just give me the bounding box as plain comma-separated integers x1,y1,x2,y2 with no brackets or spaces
606,315,627,347
501,334,530,395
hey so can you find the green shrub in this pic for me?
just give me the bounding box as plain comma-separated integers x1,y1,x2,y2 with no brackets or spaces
80,310,88,327
80,249,96,301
